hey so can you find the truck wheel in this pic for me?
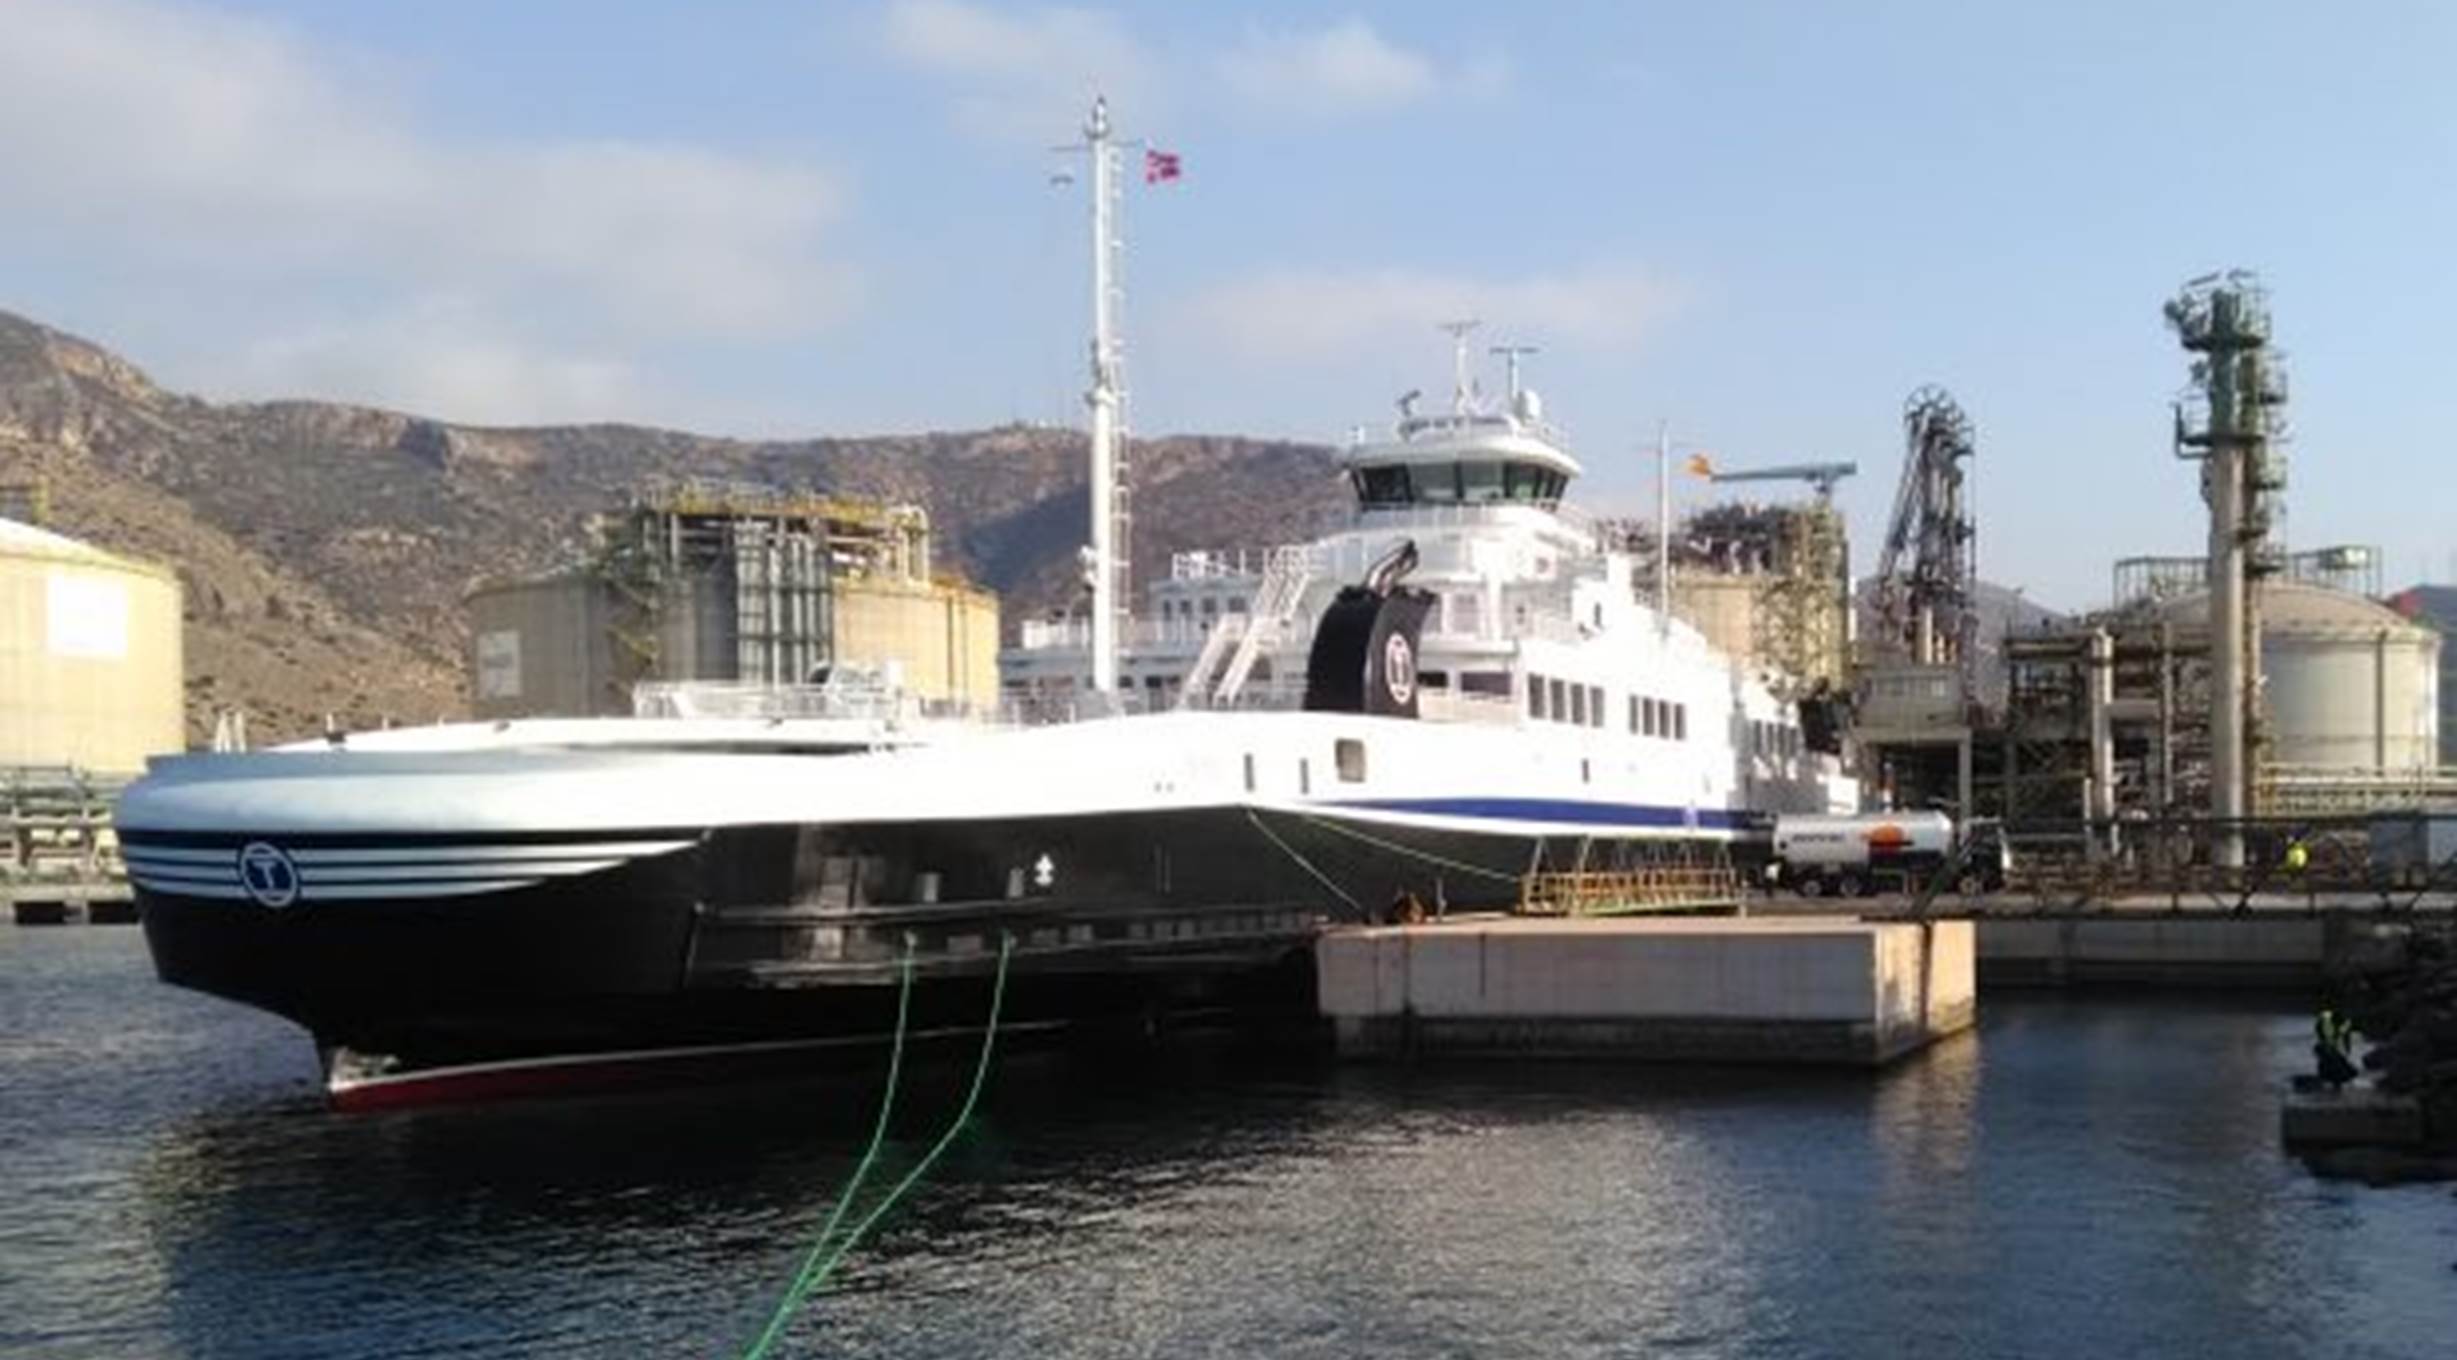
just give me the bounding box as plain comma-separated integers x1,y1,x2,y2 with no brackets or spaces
1798,875,1827,898
1837,872,1866,898
1955,870,1985,898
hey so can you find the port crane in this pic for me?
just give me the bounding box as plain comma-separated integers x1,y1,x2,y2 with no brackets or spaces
1697,460,1859,501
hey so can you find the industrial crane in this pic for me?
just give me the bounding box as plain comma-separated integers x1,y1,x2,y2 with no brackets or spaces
1697,460,1858,501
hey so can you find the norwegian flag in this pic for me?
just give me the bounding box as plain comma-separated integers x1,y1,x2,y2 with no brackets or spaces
1143,149,1181,184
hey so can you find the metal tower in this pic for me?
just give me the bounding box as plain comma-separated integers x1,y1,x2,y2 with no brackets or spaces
2166,270,2289,867
1872,385,1978,681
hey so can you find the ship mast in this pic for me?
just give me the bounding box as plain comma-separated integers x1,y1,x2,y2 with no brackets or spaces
1656,420,1672,638
1073,97,1127,693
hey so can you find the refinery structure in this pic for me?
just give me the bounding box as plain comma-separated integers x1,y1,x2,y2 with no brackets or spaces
467,483,999,719
1714,272,2447,878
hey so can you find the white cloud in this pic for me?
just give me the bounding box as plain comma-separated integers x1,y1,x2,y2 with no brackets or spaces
0,0,853,422
1184,263,1677,361
198,300,648,428
1217,20,1440,115
881,0,1157,141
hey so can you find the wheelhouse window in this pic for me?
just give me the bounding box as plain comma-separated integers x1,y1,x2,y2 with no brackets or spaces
1459,460,1505,502
1528,674,1547,719
1569,683,1587,726
1587,686,1604,728
1354,465,1413,506
1503,462,1562,503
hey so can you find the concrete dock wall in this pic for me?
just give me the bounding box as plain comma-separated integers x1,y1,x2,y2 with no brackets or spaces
1977,916,2329,987
1317,916,1974,1065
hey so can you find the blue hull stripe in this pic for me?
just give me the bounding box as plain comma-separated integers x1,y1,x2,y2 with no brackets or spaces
1323,797,1762,832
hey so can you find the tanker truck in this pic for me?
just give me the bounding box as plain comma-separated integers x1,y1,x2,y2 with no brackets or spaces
1768,811,2010,898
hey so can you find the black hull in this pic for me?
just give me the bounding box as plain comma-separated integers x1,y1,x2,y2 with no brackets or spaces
132,803,1711,1103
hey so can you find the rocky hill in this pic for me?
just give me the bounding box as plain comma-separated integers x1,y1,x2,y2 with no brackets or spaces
0,309,1337,745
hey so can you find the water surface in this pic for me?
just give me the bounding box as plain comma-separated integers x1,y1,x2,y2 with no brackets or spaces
3,927,2450,1358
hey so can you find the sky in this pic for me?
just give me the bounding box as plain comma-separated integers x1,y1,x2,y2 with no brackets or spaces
2,0,2453,611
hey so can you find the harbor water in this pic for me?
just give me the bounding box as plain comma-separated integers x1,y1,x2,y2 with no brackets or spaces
4,927,2451,1359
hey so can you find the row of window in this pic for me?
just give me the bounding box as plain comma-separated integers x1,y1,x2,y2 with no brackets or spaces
1525,673,1690,741
1159,595,1247,620
1351,461,1570,508
1747,718,1802,760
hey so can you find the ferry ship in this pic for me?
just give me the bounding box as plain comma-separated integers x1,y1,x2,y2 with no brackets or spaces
118,101,1852,1107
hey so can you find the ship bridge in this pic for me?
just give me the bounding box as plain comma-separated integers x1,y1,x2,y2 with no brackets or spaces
1344,329,1583,516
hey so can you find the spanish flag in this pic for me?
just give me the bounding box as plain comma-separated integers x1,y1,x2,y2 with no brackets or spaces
1684,452,1714,478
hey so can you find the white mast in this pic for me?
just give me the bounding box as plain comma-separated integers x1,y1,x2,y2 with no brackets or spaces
1656,420,1672,637
1076,97,1125,693
1438,319,1481,412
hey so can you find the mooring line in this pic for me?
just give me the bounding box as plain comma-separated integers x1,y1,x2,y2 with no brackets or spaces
1245,809,1363,913
738,938,919,1360
1287,809,1522,884
736,932,1014,1360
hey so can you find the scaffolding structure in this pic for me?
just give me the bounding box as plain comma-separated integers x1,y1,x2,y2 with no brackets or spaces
1682,502,1850,696
581,483,933,703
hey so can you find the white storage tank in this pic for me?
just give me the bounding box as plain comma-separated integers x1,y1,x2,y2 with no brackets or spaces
0,518,185,772
2159,581,2439,771
2260,581,2438,769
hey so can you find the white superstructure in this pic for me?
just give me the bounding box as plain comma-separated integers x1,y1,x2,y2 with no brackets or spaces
1003,324,1855,827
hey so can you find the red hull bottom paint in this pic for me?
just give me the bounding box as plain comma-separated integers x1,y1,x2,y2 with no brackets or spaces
324,1023,1068,1112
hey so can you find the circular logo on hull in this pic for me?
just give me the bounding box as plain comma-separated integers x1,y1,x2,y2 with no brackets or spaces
1383,633,1416,707
237,841,300,908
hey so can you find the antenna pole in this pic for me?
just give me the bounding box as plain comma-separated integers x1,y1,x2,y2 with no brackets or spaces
1439,319,1480,413
1083,97,1122,694
1656,420,1673,638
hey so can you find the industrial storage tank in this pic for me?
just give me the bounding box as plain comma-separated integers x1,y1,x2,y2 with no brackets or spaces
0,518,184,772
2157,580,2439,771
467,487,999,719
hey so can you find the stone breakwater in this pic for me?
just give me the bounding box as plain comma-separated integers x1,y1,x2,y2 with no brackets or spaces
2301,922,2457,1185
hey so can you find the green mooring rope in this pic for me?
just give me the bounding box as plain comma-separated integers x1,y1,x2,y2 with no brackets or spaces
736,932,1013,1359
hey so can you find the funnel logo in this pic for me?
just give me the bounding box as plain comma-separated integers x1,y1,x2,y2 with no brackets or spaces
1383,633,1416,707
237,841,300,909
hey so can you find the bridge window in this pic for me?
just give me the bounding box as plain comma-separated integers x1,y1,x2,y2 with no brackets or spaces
1569,683,1587,726
1643,698,1658,737
1628,695,1639,733
1548,678,1567,722
1460,460,1504,502
1673,704,1689,741
1461,670,1512,696
1354,465,1413,505
1528,673,1547,719
1588,686,1604,728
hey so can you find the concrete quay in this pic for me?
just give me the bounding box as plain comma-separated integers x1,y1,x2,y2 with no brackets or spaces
1752,896,2443,989
1316,915,1973,1066
6,881,136,925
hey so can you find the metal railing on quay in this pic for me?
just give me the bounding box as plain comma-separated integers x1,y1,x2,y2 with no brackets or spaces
1888,811,2457,917
1519,867,1743,916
